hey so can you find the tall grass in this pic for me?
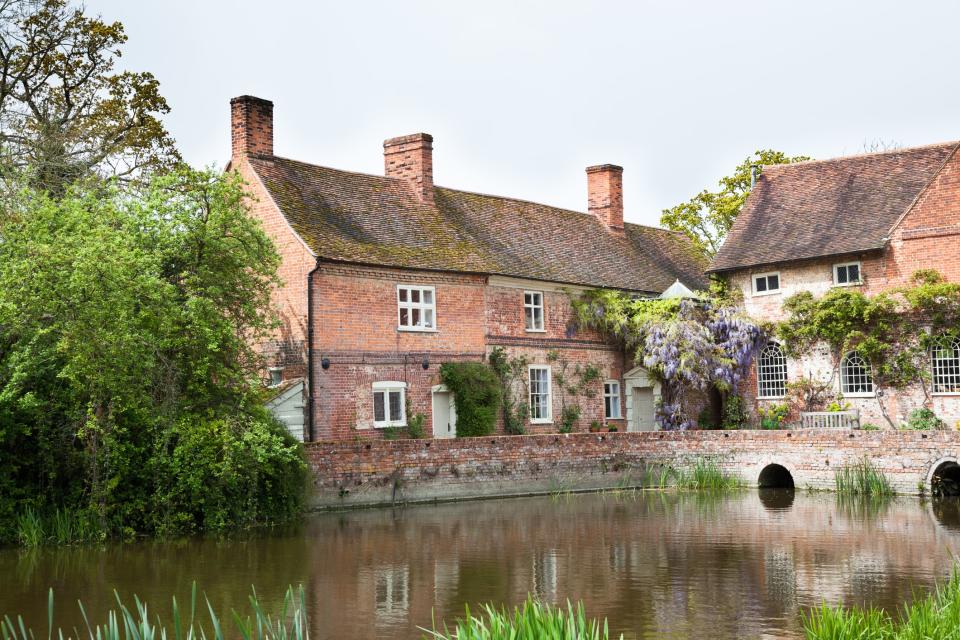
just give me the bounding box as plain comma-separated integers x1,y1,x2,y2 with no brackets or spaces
804,571,960,639
0,584,308,640
422,597,622,640
673,458,744,491
14,508,103,547
833,458,894,497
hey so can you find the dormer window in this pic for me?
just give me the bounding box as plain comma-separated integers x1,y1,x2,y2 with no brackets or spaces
833,261,862,286
752,272,781,296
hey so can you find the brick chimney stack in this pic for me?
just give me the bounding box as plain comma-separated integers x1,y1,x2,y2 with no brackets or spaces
384,133,434,204
586,164,624,232
231,95,274,160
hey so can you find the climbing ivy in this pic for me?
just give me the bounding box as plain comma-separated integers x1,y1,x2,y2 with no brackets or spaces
776,270,960,426
489,347,529,435
547,350,601,433
438,362,501,437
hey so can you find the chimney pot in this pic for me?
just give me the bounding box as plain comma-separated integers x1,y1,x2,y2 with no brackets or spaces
586,164,624,232
384,133,434,204
231,95,274,159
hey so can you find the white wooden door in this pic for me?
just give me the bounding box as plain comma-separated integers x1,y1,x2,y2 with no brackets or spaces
432,391,456,438
632,387,656,432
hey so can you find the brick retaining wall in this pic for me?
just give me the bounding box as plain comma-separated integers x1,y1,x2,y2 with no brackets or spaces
305,430,960,509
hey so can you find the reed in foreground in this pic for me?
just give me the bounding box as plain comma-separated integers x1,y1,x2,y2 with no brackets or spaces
423,597,622,640
833,458,894,497
0,584,308,640
804,571,960,639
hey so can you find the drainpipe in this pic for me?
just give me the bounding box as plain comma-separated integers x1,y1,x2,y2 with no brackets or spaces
306,259,321,442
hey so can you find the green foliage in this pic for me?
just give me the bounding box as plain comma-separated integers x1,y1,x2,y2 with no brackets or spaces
0,167,305,542
660,150,810,258
721,395,750,430
697,405,717,430
548,350,601,433
489,347,528,435
804,571,960,639
833,458,893,497
777,271,960,400
758,403,790,430
439,362,502,438
423,596,621,640
16,507,103,546
902,408,946,431
406,410,427,439
0,0,178,195
1,584,309,640
859,423,882,431
673,458,744,491
826,399,851,412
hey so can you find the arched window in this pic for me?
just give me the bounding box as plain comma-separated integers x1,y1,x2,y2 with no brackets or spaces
840,351,874,396
932,336,960,394
757,342,787,398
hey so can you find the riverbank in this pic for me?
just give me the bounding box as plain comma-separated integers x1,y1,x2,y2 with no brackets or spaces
305,429,960,509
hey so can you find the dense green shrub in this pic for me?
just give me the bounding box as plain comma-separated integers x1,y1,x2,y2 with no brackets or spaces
758,403,790,430
440,362,502,437
903,408,947,431
0,168,306,543
722,395,750,430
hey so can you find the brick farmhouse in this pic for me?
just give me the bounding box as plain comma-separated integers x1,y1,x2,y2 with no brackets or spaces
710,143,960,428
228,96,706,441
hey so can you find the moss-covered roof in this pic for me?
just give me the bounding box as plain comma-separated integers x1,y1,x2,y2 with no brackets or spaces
248,155,708,293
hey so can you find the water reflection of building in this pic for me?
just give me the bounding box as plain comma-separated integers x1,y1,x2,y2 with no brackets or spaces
301,494,960,639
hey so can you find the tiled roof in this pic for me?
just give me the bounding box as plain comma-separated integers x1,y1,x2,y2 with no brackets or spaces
709,142,959,273
248,155,708,293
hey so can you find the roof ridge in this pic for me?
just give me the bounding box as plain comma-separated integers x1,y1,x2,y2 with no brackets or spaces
761,140,960,172
248,153,406,184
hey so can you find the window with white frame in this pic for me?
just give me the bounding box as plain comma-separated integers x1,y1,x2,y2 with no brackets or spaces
268,367,283,387
528,365,552,423
932,336,960,394
524,291,544,331
834,261,862,286
753,272,781,295
604,381,621,419
757,342,788,398
397,285,435,330
840,351,874,396
373,381,406,427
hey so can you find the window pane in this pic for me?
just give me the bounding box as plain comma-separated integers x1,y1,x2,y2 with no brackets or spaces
758,343,787,397
605,396,612,417
423,289,433,304
525,292,533,305
534,308,542,328
525,307,534,329
837,266,848,284
412,308,421,326
389,391,402,421
374,392,385,422
399,308,409,326
849,264,860,282
755,277,767,292
411,289,420,303
424,309,434,328
398,288,408,302
768,275,779,290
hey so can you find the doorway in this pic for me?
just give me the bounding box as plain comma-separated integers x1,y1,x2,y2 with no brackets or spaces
631,387,656,432
431,386,457,438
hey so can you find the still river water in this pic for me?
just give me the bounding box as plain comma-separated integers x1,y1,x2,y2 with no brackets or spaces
4,491,960,639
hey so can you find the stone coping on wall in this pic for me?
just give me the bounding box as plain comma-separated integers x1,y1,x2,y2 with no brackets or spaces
304,430,960,510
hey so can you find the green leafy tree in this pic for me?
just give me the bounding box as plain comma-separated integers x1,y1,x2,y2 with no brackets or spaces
660,150,810,258
0,167,304,539
0,0,178,195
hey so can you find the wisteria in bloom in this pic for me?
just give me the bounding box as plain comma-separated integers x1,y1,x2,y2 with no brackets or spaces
575,293,767,430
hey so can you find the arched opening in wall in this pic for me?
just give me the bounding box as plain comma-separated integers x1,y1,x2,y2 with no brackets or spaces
932,461,960,497
758,464,795,490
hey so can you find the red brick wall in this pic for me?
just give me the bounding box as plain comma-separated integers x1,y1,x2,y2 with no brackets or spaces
235,159,316,380
305,429,960,508
886,148,960,286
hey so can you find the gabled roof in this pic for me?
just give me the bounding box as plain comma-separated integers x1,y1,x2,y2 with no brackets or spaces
709,142,960,273
247,155,708,293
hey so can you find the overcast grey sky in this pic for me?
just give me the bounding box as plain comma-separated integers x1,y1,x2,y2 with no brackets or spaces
88,0,960,227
